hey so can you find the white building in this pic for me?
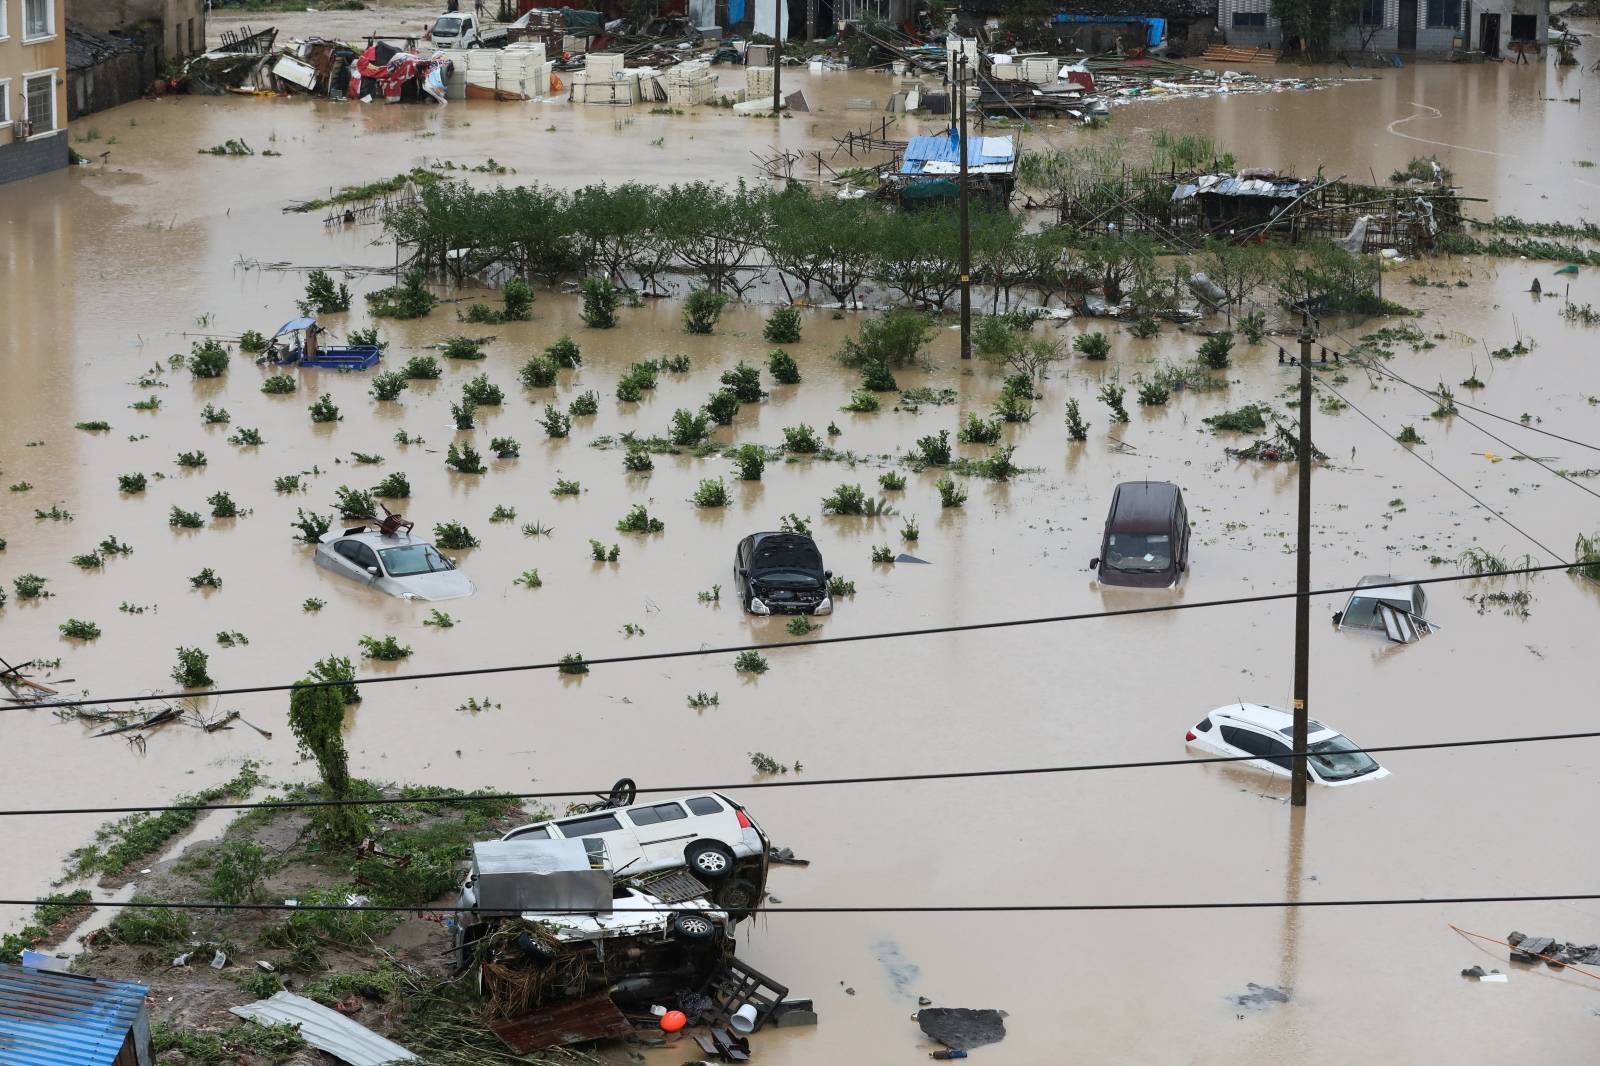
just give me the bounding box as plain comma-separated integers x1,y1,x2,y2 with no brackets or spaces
1216,0,1546,56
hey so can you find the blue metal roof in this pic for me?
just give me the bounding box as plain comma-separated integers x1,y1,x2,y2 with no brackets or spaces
272,316,317,338
0,965,151,1066
900,132,1015,175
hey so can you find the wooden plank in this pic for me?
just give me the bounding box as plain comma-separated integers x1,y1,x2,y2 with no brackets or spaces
488,993,633,1053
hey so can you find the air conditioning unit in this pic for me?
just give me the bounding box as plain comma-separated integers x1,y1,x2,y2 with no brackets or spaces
11,120,26,139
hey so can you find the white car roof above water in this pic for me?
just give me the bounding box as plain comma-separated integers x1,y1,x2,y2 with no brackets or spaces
1208,703,1337,738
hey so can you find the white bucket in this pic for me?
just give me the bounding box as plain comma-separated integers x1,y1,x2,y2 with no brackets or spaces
730,1003,760,1034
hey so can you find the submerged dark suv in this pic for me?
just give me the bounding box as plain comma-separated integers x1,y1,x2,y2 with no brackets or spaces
734,532,833,615
1091,481,1190,588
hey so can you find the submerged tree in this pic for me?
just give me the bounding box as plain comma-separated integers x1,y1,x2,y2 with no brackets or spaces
288,673,366,845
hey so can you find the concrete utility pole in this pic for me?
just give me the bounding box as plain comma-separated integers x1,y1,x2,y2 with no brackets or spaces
957,49,971,361
772,0,782,114
1290,318,1314,807
806,0,816,42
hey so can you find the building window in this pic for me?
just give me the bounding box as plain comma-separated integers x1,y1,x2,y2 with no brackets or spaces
24,72,55,136
23,0,54,41
0,81,10,125
1358,0,1384,26
188,18,195,53
1509,13,1536,39
1232,11,1268,27
1424,0,1457,28
0,1,8,40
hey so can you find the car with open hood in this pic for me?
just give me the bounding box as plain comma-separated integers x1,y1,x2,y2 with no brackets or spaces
1333,576,1436,644
1091,480,1190,588
734,531,833,615
313,528,475,601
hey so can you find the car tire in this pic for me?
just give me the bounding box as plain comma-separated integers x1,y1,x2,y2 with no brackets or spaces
715,878,759,913
605,777,637,808
685,841,735,880
672,913,718,941
516,931,557,964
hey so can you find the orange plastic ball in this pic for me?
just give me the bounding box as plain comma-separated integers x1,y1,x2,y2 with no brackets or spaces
660,1010,688,1033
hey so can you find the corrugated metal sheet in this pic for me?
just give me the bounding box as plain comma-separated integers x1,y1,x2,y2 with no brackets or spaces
0,964,150,1066
230,992,415,1066
900,132,1015,175
1171,174,1310,202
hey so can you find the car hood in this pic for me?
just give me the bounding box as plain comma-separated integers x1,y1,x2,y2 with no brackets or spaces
384,570,476,601
752,572,824,590
1098,563,1178,589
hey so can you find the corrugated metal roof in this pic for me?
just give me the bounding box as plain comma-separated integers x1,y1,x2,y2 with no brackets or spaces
900,132,1015,175
231,992,416,1066
0,965,150,1066
1171,174,1311,202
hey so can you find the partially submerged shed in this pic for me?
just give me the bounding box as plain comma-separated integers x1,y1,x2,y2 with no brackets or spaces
893,130,1017,206
0,965,152,1066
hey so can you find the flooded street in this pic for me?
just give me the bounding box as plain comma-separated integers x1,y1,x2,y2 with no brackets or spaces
3,12,1600,1062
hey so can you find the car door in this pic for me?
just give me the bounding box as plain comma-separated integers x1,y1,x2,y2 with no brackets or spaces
734,537,751,592
332,539,372,581
551,811,646,875
1220,725,1285,777
624,801,697,869
352,542,381,581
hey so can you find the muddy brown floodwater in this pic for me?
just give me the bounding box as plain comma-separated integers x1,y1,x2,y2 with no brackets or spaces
3,14,1600,1063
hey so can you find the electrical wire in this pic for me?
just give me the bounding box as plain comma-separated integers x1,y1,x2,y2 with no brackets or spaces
1306,372,1568,563
1344,359,1600,503
1305,328,1600,455
2,894,1597,915
11,563,1579,714
4,724,1597,819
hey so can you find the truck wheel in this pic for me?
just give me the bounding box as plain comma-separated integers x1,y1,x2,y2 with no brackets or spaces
686,841,735,880
715,878,759,913
672,913,718,941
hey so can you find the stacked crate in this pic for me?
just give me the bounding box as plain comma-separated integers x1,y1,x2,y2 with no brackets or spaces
665,60,717,106
745,65,774,100
572,53,639,105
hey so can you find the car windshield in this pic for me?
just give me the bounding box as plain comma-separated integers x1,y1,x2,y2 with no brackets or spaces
378,544,453,576
434,16,462,33
1307,734,1380,781
1105,532,1172,571
752,537,821,576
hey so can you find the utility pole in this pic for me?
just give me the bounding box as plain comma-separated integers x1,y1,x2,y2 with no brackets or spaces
1290,317,1313,807
957,49,971,360
772,0,782,114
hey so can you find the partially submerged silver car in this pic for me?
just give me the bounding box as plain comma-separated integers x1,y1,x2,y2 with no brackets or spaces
1333,576,1435,644
313,529,475,601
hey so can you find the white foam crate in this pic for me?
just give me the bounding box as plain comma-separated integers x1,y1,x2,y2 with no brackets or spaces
745,65,774,96
586,52,625,77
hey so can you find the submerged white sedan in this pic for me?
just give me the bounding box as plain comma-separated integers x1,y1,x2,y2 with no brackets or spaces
313,530,475,601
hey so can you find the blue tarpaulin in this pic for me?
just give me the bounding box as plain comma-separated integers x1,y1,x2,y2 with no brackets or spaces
1051,13,1165,47
900,131,1015,175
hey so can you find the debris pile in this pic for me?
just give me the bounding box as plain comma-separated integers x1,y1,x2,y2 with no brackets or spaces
1507,931,1600,966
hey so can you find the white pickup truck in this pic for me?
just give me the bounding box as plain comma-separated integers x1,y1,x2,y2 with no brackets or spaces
429,12,508,48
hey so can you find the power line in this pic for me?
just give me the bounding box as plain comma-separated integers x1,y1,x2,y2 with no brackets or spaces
1350,359,1600,503
6,724,1598,819
14,563,1578,714
1307,372,1567,563
1311,332,1600,455
2,893,1596,915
